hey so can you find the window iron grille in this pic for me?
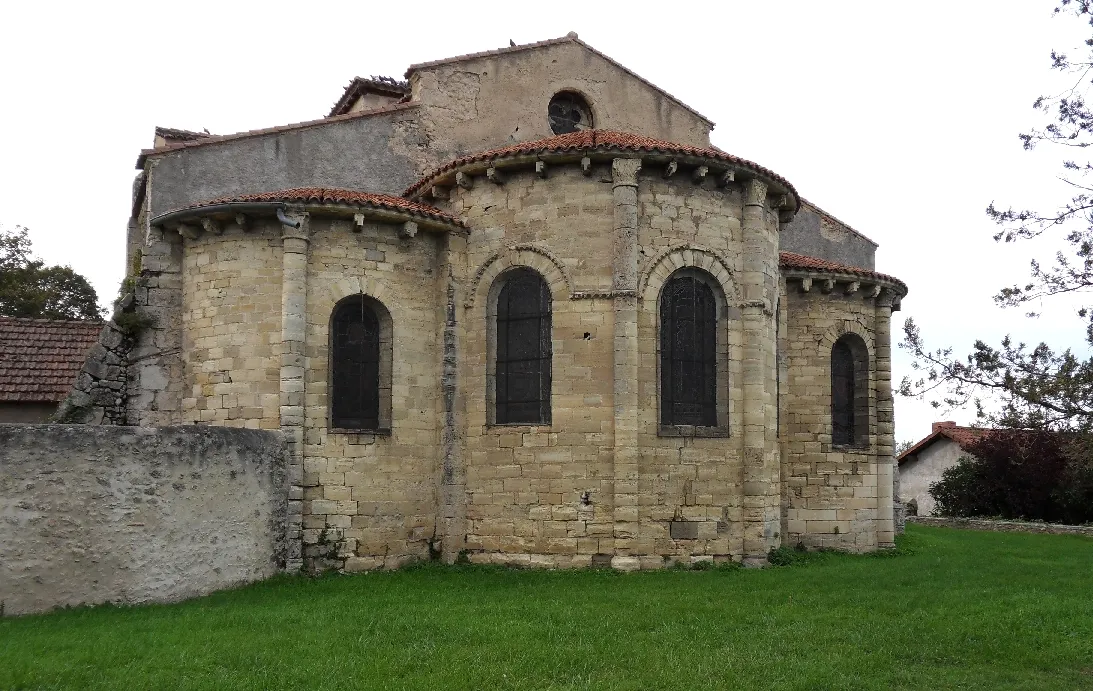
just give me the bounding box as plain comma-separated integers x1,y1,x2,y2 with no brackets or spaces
660,275,717,426
831,340,855,445
331,297,380,430
496,269,552,424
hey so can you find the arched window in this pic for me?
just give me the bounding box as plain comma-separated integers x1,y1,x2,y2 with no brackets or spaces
330,295,391,431
831,334,869,447
660,273,718,427
492,268,552,425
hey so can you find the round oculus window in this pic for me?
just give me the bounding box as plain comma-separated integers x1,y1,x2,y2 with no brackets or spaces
548,92,593,135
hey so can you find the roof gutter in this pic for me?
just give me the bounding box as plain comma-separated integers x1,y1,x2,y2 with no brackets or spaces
150,202,287,228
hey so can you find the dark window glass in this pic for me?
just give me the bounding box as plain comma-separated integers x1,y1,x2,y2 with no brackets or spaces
660,275,717,426
548,92,592,135
331,298,380,430
496,270,552,424
831,340,855,445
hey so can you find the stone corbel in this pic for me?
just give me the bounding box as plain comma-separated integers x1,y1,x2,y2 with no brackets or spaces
820,278,835,294
798,277,812,293
400,221,418,239
663,160,678,179
581,157,593,176
717,170,735,188
865,284,882,299
235,214,248,232
535,161,547,178
486,167,505,185
692,166,708,184
176,223,200,240
201,217,222,236
456,172,473,190
352,213,366,233
778,208,796,224
430,185,450,201
844,280,860,295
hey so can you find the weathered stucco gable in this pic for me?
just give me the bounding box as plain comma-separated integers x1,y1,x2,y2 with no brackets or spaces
408,39,713,158
780,202,877,270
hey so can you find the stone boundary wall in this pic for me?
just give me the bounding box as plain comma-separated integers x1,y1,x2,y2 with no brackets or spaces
0,424,287,617
908,516,1093,538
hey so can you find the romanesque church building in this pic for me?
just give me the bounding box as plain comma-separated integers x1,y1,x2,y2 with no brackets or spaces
118,34,907,571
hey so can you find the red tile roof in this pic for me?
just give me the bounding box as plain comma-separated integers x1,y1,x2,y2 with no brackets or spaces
178,187,464,227
779,251,907,291
329,76,410,117
0,317,102,403
404,130,797,202
404,34,714,127
897,424,995,465
154,126,211,143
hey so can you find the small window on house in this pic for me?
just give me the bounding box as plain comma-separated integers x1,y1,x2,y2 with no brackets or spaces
660,274,718,427
492,268,552,425
548,91,593,135
330,295,392,431
831,334,869,447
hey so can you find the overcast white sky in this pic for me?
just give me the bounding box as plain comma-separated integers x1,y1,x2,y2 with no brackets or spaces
2,1,1089,443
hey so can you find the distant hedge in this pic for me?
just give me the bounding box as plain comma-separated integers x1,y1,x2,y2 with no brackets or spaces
929,430,1093,525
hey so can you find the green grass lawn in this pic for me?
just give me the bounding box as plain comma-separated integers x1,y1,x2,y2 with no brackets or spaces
2,525,1091,690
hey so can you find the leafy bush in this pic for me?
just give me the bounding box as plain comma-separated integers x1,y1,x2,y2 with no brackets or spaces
929,430,1093,524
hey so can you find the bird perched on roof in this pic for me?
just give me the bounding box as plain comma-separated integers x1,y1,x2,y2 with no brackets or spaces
509,39,516,47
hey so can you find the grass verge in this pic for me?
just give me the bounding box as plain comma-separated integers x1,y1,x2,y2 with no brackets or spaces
2,525,1091,690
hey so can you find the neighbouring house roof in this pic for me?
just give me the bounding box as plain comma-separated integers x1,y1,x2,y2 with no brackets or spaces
0,317,102,404
404,129,797,205
328,76,410,117
404,34,715,127
897,422,994,465
779,251,907,291
166,187,464,227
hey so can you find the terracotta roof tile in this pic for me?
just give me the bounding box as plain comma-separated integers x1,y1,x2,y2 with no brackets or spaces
897,425,996,464
779,251,906,291
404,35,714,127
0,317,102,403
179,187,464,227
329,76,410,117
404,130,796,202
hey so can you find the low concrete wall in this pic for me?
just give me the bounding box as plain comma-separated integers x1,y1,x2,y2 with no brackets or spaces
908,516,1093,537
0,424,287,616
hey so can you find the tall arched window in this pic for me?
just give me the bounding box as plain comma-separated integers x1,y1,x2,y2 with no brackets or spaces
330,295,391,431
831,334,869,447
493,268,552,425
660,273,717,427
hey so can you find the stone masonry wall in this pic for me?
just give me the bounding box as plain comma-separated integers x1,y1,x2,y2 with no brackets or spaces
450,165,618,566
0,424,287,617
179,218,284,429
782,288,881,551
301,218,444,571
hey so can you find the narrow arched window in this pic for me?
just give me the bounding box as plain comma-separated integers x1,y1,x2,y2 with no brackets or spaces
330,296,391,431
494,269,552,425
831,334,869,447
660,274,717,427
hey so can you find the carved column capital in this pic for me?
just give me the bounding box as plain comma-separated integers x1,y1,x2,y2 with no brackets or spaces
280,210,311,247
745,178,768,207
611,157,642,188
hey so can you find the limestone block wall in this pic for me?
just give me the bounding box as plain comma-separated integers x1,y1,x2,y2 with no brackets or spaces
300,219,444,571
179,219,283,429
782,288,882,551
634,178,750,561
0,424,286,617
448,166,618,566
